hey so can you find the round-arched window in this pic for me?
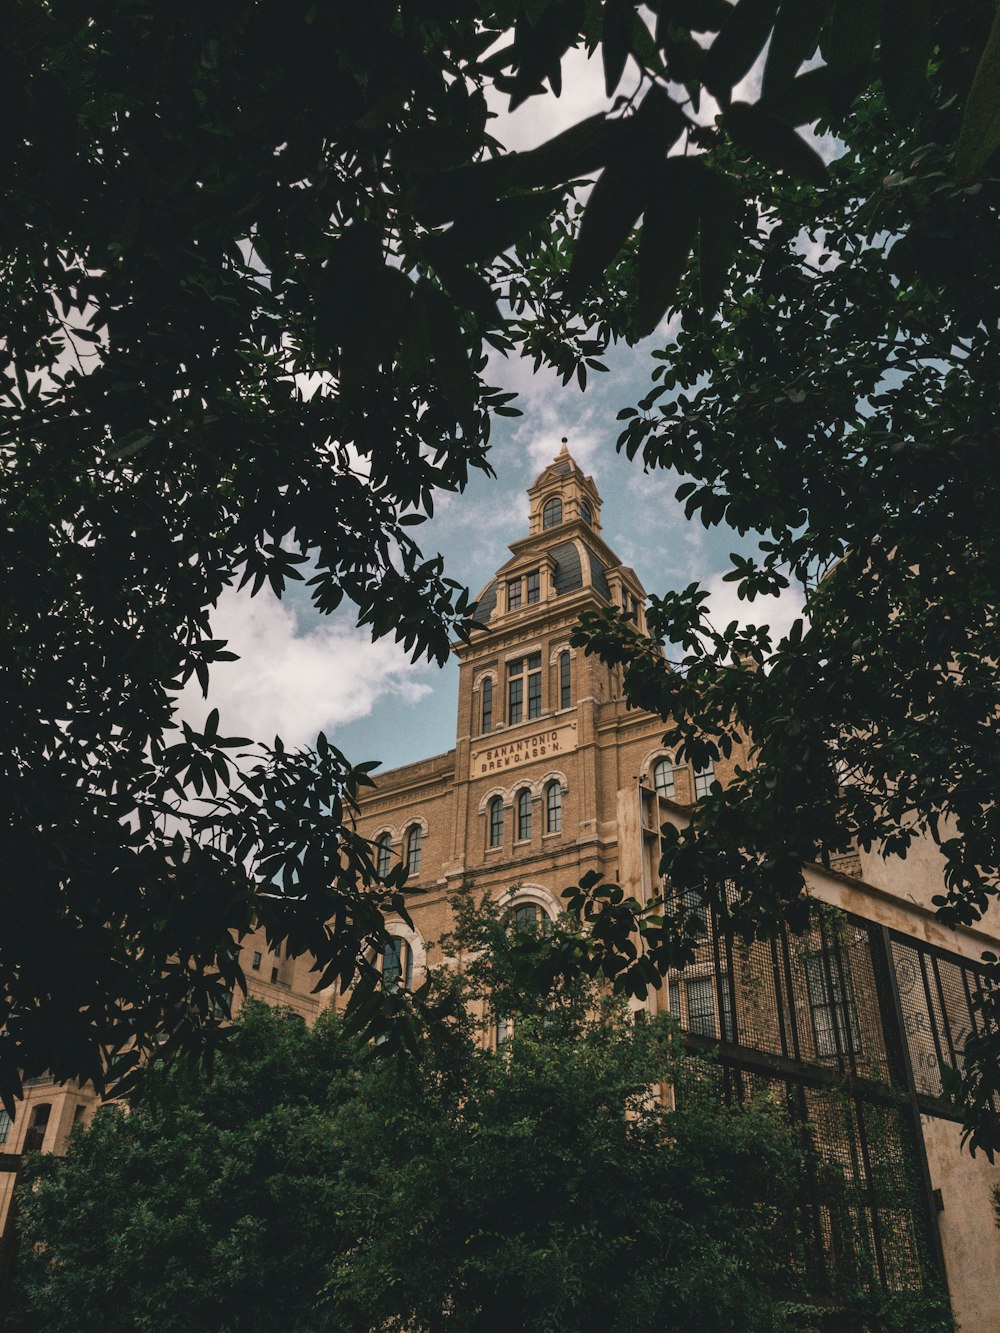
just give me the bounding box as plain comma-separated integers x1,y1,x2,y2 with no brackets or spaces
542,495,563,529
382,937,413,991
652,758,675,799
376,832,392,877
545,780,562,834
488,796,504,848
405,825,423,877
516,788,532,842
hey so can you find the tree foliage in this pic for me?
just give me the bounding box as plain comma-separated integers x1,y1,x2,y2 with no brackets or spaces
10,901,952,1332
3,0,999,1136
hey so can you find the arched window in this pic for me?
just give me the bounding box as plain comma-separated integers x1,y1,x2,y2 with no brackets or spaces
542,495,563,529
481,678,493,734
509,900,554,937
580,499,592,525
652,758,675,799
405,825,423,877
559,650,571,709
383,937,413,992
488,796,504,848
376,832,392,877
694,761,715,800
545,781,562,834
516,788,532,841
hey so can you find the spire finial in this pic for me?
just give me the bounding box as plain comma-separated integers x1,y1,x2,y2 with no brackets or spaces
558,436,569,454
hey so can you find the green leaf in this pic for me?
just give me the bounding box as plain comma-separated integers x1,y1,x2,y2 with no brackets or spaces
702,0,781,106
634,157,704,337
603,0,634,96
567,88,687,297
880,0,931,126
697,170,741,320
724,101,829,185
955,2,1000,180
761,0,833,103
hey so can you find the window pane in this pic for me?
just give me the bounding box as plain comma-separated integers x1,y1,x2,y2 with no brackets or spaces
517,789,532,841
508,678,523,724
687,977,716,1037
526,570,540,604
514,903,540,930
542,496,562,528
482,679,492,734
376,834,392,876
0,1110,12,1144
668,980,680,1021
806,953,858,1058
559,652,571,708
383,938,411,991
545,782,562,833
527,652,541,670
489,798,503,847
507,578,522,611
406,826,422,876
694,761,715,800
527,670,541,719
653,758,675,798
581,500,592,525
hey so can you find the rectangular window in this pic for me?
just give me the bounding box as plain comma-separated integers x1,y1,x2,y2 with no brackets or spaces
559,652,571,709
508,676,523,724
270,966,279,983
0,1109,11,1144
694,762,715,800
526,570,540,604
806,951,859,1059
481,678,492,734
680,976,734,1040
507,578,522,611
252,951,262,971
526,652,542,719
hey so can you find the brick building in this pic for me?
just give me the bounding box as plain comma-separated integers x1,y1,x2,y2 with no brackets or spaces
351,443,1000,1330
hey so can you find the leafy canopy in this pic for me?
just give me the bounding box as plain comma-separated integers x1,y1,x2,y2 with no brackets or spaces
3,0,999,1137
11,896,952,1332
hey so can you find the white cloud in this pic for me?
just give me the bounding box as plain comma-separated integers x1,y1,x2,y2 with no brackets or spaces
703,570,807,642
488,45,614,153
174,587,433,749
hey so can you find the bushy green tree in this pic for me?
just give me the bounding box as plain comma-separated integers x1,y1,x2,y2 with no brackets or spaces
9,900,864,1333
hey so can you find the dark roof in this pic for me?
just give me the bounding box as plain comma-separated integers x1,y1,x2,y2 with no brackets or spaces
550,540,582,594
548,459,571,478
473,579,498,625
587,550,612,601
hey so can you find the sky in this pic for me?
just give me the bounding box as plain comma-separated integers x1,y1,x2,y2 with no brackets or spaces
175,47,807,777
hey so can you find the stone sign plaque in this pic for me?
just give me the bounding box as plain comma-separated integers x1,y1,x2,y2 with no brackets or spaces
470,720,577,780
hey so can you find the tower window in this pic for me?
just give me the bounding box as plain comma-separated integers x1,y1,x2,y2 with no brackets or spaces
251,951,262,971
694,761,715,800
507,653,541,724
376,832,393,877
481,678,493,735
405,825,423,877
383,937,413,992
526,570,540,604
559,651,571,709
507,578,522,612
488,796,504,848
542,496,563,529
545,781,562,834
516,788,532,842
581,500,592,525
653,758,675,799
